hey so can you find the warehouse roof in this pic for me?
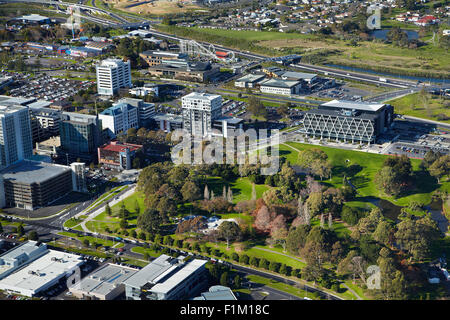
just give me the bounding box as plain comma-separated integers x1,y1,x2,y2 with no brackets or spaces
235,73,266,83
260,78,301,88
0,160,71,185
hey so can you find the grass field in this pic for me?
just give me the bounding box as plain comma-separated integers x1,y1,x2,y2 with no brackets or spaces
107,0,206,16
387,92,449,123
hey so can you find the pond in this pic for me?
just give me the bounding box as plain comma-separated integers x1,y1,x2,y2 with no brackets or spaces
369,29,419,40
365,197,403,221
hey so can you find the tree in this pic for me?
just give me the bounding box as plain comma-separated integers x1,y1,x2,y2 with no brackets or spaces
259,258,270,270
227,186,233,203
286,224,311,255
428,155,450,183
181,180,201,202
250,256,259,267
137,209,162,235
105,203,111,217
218,221,242,248
28,230,38,241
306,192,324,217
395,216,441,261
17,224,24,236
234,275,241,289
204,185,210,200
133,199,140,215
239,254,249,265
254,205,273,232
120,218,128,230
251,183,257,200
373,220,394,246
220,272,229,287
82,239,90,247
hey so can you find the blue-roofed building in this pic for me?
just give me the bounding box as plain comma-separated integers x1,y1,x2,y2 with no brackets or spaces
99,103,139,139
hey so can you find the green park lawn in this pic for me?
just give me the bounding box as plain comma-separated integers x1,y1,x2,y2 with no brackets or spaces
280,142,448,207
387,92,450,123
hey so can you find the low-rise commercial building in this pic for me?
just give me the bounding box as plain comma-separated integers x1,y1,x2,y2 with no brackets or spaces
281,71,318,84
234,74,266,88
139,50,188,67
123,254,208,300
148,61,220,83
0,247,84,297
98,141,143,171
153,113,183,132
0,241,48,280
259,78,302,96
69,263,138,300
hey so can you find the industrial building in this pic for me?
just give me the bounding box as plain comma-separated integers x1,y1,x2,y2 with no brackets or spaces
0,244,84,297
182,92,223,137
123,254,208,300
69,263,138,300
0,160,75,210
302,100,394,143
96,58,132,96
97,141,143,171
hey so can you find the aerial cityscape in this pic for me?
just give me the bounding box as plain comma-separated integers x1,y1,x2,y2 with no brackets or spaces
0,0,448,308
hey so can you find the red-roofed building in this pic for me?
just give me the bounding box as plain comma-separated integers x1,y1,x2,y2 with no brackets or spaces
98,140,143,170
415,15,439,26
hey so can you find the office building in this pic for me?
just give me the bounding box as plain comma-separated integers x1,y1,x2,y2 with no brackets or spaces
153,114,183,132
129,83,160,98
123,254,208,300
302,100,394,143
148,60,220,83
0,241,48,280
59,112,102,163
281,71,318,84
182,92,222,137
28,106,61,143
69,263,138,300
0,160,74,210
99,103,139,139
0,246,84,297
212,116,245,138
96,58,132,96
0,105,33,170
139,50,188,67
114,98,155,128
259,79,302,96
98,141,143,171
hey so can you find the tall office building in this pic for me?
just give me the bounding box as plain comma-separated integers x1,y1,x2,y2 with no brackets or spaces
181,92,222,137
0,105,33,169
96,58,132,96
116,97,156,128
59,112,102,163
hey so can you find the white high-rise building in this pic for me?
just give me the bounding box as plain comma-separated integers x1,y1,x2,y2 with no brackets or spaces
0,105,33,169
96,58,132,96
182,92,222,137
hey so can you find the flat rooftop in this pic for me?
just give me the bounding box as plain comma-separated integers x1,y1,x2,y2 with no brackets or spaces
123,255,182,289
70,263,137,297
281,71,317,80
0,160,71,185
150,258,207,295
182,92,222,101
0,250,83,296
215,116,244,125
0,241,47,276
153,113,182,123
260,78,301,88
236,73,266,83
320,99,387,112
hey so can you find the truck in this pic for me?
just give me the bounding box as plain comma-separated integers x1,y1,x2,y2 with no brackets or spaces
379,77,388,83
